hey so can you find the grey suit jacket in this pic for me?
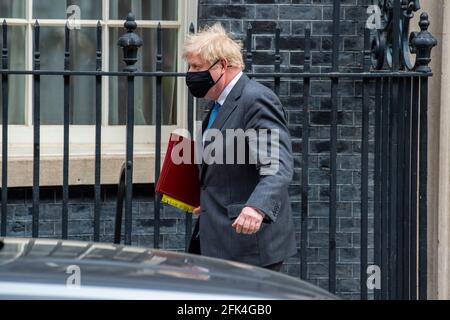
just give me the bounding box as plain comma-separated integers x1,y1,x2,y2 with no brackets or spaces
196,73,297,267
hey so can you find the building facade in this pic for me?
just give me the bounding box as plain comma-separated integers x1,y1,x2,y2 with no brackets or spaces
1,0,447,300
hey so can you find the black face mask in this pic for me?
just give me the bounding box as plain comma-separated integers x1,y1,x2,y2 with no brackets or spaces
185,59,224,98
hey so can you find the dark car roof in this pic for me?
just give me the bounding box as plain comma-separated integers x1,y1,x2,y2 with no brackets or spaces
0,238,336,300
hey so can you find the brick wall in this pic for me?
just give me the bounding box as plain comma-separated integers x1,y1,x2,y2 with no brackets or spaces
3,0,375,300
5,185,186,249
197,0,375,300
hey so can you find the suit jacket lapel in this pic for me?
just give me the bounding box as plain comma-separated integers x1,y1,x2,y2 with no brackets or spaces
201,102,214,134
210,73,249,131
197,103,214,176
200,74,250,183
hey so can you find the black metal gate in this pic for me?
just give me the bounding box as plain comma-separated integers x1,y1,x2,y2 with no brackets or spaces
0,0,437,300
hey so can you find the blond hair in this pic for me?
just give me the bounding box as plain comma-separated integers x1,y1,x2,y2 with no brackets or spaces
182,23,245,70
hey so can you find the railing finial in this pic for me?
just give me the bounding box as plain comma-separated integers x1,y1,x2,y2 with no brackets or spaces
410,12,437,73
117,12,143,72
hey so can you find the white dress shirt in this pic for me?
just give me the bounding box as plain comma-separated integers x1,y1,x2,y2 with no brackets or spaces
202,71,243,144
216,71,243,107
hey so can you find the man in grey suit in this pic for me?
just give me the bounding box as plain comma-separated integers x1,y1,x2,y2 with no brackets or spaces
183,23,297,272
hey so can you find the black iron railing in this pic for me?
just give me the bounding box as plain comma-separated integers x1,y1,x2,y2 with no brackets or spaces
0,0,437,300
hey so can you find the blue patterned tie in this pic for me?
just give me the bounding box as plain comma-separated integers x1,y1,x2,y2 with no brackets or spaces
206,101,221,130
197,101,221,240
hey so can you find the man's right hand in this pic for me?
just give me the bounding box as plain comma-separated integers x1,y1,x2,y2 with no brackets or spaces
192,206,201,218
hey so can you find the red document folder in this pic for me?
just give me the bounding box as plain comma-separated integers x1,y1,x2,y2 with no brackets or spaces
155,133,200,213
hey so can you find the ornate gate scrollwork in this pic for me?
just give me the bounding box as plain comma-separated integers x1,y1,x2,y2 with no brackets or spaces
371,0,423,71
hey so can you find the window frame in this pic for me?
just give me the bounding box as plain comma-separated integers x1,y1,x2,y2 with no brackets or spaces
2,0,198,145
0,0,198,187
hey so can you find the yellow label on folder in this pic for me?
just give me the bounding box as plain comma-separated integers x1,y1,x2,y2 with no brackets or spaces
161,194,194,213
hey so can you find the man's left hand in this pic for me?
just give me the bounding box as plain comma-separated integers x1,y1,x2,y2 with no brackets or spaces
232,206,264,234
